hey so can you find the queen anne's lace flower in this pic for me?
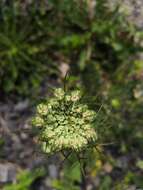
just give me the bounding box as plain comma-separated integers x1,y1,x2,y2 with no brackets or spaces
32,88,97,154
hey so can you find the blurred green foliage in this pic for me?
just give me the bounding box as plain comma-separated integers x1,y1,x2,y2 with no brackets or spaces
0,2,58,98
0,137,5,157
52,163,81,190
3,168,44,190
0,0,142,98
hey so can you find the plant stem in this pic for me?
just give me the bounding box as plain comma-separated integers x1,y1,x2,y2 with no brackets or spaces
80,162,87,190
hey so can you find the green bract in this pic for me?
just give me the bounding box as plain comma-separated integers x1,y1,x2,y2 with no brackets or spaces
32,88,97,154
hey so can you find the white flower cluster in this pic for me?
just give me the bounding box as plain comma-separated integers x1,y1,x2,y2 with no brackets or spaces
32,88,97,154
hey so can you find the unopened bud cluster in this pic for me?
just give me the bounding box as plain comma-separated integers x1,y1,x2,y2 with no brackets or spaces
32,88,97,154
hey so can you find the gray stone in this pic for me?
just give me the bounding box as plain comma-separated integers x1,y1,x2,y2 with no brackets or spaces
0,163,17,183
48,164,58,179
14,100,29,112
108,0,143,29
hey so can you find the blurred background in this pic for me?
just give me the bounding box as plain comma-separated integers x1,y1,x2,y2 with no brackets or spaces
0,0,143,190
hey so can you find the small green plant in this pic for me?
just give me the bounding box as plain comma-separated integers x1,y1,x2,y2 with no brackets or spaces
0,3,57,98
32,88,97,154
3,168,44,190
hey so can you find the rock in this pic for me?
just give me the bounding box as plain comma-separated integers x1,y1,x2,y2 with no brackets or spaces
103,162,113,173
12,134,22,150
116,156,128,169
59,63,69,79
14,100,29,112
48,164,58,179
108,0,143,29
0,163,17,183
20,132,28,140
127,185,136,190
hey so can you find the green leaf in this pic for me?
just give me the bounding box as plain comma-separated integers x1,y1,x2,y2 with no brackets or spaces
136,160,143,170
